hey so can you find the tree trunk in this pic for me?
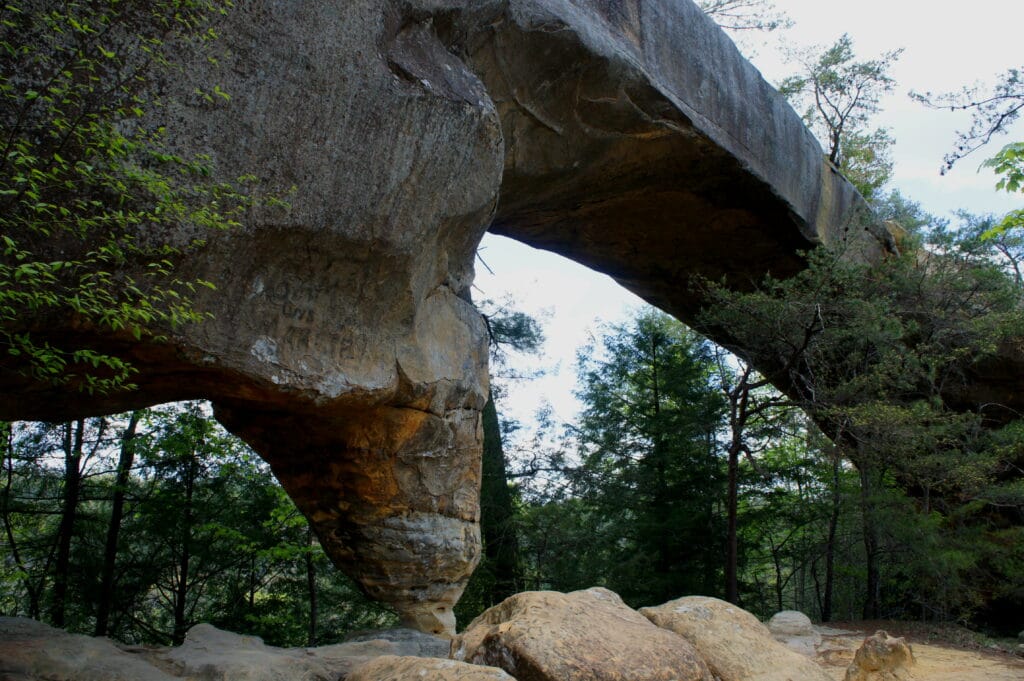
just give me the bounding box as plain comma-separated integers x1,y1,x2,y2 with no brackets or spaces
771,539,784,613
306,525,318,646
0,421,41,618
479,390,521,603
51,419,84,628
725,440,740,603
821,452,841,622
95,410,142,636
172,451,197,645
859,464,881,620
724,364,753,604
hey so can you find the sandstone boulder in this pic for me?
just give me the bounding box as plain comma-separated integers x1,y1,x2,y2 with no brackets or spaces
0,618,462,681
641,596,831,681
768,610,822,656
158,624,318,679
844,630,915,681
145,623,453,680
0,617,176,681
347,655,515,680
452,587,712,681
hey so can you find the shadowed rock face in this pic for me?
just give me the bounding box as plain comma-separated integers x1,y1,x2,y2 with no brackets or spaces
2,0,502,635
0,0,1014,632
473,0,891,317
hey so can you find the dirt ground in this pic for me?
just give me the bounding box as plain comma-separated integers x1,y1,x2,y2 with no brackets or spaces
813,622,1024,681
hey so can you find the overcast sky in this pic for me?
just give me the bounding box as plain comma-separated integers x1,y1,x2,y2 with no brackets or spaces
475,0,1024,435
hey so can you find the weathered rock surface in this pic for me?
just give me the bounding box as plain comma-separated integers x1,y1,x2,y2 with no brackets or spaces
151,624,341,680
768,609,823,656
0,617,178,681
341,627,452,659
844,630,916,681
153,623,453,680
452,587,712,680
478,0,890,318
641,596,831,681
0,618,452,681
1,0,503,635
4,0,1022,631
347,655,515,680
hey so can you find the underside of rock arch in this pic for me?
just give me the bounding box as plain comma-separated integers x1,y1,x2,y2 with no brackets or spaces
2,0,1020,633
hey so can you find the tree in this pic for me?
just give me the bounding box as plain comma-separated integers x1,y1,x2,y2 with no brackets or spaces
0,1,258,393
698,0,791,33
912,66,1024,172
715,354,792,604
94,410,142,636
570,309,726,605
982,142,1024,235
697,232,1024,622
913,67,1024,235
457,299,544,621
779,34,902,201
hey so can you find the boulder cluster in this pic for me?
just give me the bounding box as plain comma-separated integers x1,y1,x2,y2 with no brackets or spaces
2,589,917,681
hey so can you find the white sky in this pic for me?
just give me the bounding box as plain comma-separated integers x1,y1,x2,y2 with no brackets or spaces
474,0,1024,434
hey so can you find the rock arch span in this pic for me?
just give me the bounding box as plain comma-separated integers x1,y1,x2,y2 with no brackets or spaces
2,0,1018,633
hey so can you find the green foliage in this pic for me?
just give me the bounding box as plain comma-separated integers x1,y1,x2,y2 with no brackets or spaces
911,66,1024,172
697,233,1024,623
553,309,727,605
981,142,1024,237
0,404,396,645
697,0,791,32
0,1,258,393
778,34,901,197
840,128,895,202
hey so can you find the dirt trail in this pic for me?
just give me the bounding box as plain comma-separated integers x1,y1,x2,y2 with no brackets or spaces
815,625,1024,681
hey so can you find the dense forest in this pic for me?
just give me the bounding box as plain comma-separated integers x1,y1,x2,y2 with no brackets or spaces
464,216,1024,637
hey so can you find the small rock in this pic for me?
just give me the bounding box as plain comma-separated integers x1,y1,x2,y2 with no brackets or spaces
844,630,915,681
767,610,821,656
767,610,816,637
347,656,515,680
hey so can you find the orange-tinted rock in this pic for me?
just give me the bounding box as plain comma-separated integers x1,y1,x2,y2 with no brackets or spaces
844,630,915,681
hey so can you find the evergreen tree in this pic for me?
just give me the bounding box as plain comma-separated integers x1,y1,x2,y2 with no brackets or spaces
570,309,726,605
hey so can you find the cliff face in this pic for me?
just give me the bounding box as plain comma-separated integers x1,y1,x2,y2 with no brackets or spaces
1,0,1004,633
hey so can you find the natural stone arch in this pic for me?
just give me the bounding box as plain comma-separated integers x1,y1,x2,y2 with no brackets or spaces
3,0,1020,634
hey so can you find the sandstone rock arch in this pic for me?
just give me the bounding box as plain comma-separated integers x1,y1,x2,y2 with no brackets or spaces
2,0,1019,633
